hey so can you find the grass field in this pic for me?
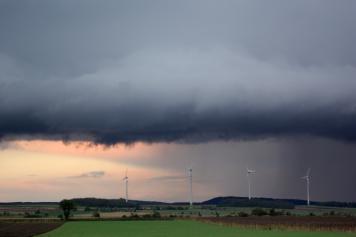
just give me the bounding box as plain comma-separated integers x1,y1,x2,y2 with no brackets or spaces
37,220,355,237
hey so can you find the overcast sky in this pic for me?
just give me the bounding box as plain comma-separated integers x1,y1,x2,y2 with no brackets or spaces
0,0,355,202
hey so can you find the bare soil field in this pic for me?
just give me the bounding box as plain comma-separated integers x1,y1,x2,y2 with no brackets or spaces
197,216,356,232
0,221,62,237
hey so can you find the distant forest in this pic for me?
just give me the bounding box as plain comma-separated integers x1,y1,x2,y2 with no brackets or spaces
1,196,356,209
202,197,356,209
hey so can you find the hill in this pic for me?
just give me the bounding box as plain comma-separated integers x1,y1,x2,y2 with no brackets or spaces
70,198,166,207
202,196,356,209
1,197,355,209
201,196,294,209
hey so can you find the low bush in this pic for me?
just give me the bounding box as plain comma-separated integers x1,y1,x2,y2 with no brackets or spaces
251,208,268,216
152,211,161,218
238,211,249,217
269,208,284,216
24,212,41,218
93,211,100,218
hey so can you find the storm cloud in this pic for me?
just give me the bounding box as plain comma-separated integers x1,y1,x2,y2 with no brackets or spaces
1,0,356,144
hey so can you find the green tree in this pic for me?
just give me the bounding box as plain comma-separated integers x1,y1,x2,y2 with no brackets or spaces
59,199,75,220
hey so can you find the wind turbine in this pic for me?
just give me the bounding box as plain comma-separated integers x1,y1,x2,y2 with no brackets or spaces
188,167,193,207
123,169,128,203
301,168,311,206
246,167,256,200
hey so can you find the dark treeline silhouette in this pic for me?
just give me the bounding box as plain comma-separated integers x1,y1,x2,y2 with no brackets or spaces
1,197,356,208
202,196,356,208
70,198,165,208
202,197,294,209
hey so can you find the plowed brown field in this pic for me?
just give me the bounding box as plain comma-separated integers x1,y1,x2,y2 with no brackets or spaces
197,216,356,232
0,221,62,237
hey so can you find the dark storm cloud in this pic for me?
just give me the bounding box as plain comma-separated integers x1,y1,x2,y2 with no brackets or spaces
132,139,356,202
0,0,356,144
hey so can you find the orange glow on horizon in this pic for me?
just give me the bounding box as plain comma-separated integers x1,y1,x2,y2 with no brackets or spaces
0,141,179,202
13,140,161,159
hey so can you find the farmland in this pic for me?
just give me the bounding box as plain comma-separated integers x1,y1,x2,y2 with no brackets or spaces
2,203,356,219
0,221,62,237
1,200,356,236
36,220,355,237
198,216,356,232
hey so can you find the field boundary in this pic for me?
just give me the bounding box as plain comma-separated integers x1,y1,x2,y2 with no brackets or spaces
194,216,356,232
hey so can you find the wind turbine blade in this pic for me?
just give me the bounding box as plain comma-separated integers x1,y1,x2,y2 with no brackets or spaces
306,168,311,176
247,167,256,174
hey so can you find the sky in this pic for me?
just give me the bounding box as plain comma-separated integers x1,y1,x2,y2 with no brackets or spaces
0,0,355,202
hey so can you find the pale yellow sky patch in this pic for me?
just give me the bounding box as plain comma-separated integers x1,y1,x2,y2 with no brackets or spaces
14,140,161,160
0,141,177,201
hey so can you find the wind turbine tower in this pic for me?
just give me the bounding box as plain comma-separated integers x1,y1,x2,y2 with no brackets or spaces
301,168,311,206
188,167,193,207
123,169,129,203
246,167,256,200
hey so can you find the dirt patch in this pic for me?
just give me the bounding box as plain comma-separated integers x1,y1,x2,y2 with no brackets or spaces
196,216,356,232
0,221,62,237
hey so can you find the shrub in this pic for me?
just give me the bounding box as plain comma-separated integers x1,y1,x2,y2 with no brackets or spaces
130,213,140,219
1,211,10,216
93,211,100,218
152,211,161,218
269,208,284,216
269,208,276,216
57,214,64,220
238,211,249,217
251,208,268,216
24,212,41,218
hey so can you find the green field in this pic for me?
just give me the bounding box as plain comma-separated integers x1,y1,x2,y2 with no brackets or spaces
37,220,354,237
